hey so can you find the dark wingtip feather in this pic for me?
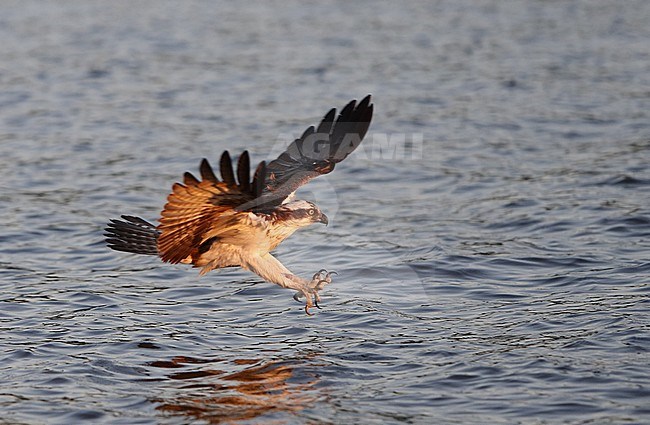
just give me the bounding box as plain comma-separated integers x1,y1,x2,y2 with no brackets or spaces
325,95,374,163
359,94,372,108
200,158,219,183
299,125,316,141
220,151,236,185
316,108,336,135
338,98,357,121
357,95,374,139
237,151,251,193
183,172,200,186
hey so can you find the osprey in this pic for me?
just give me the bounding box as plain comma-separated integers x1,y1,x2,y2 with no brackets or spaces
105,95,373,314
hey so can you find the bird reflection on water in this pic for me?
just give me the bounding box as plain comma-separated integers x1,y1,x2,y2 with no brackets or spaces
149,354,321,423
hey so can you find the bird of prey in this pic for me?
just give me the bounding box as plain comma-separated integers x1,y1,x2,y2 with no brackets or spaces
105,95,373,314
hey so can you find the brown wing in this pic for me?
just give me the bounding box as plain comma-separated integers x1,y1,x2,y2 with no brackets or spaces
157,151,266,264
244,95,373,212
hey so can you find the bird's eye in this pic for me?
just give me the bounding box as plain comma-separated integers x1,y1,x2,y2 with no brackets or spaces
308,209,315,216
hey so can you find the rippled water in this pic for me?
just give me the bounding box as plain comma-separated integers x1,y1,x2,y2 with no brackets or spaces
1,1,649,424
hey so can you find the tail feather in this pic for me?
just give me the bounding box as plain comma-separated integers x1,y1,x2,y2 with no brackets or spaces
104,215,160,256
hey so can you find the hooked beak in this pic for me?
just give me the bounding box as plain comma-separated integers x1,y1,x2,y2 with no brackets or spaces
318,213,329,226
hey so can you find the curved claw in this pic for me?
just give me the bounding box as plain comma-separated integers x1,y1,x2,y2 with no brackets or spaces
293,292,302,302
314,299,322,309
326,270,338,278
305,304,314,316
312,269,328,281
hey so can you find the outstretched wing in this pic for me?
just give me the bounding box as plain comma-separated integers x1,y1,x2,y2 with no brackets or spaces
157,96,373,259
245,95,373,212
157,151,266,264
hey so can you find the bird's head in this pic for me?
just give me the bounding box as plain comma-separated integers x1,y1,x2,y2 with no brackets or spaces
273,200,328,228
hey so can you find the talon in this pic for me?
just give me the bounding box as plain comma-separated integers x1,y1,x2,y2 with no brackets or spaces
326,271,338,279
293,292,302,302
303,290,315,315
313,269,328,281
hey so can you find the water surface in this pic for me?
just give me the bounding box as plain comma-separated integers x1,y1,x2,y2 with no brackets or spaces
1,1,649,424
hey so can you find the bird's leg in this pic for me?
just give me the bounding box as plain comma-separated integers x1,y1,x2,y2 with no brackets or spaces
240,254,331,315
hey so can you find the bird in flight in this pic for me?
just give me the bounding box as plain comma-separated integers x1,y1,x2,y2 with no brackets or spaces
105,95,373,314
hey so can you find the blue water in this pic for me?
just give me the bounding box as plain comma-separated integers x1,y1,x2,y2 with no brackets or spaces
1,1,649,424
